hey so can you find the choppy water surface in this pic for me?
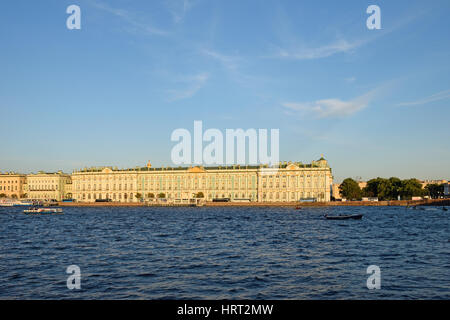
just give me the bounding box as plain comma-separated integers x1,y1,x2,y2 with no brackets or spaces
0,206,449,299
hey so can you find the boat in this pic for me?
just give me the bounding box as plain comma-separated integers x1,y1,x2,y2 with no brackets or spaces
0,202,14,207
443,207,448,211
0,200,34,207
14,200,34,207
43,201,59,207
324,214,363,220
295,206,302,210
24,208,63,214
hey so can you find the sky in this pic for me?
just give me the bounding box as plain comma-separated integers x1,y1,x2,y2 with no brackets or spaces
0,0,449,182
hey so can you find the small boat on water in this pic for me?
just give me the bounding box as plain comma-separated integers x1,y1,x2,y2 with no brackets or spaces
295,206,302,210
443,207,448,211
0,200,35,207
324,214,363,220
24,208,63,215
0,202,14,207
14,200,34,207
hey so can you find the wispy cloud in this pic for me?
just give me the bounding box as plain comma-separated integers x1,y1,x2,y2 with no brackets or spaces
167,72,209,101
397,89,450,107
282,89,379,119
165,0,197,23
201,49,269,88
274,38,364,60
92,1,168,36
202,49,241,71
269,5,427,61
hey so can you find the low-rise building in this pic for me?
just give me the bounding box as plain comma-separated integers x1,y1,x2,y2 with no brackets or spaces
421,179,448,188
24,171,72,201
0,172,27,198
331,183,342,200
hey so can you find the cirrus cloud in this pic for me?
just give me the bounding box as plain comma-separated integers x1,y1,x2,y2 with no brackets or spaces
166,72,209,101
282,89,378,118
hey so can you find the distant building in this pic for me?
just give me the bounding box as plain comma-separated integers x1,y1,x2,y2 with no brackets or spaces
421,179,448,188
331,183,342,200
24,171,72,201
362,197,378,202
358,181,367,189
444,183,450,197
0,172,26,198
71,158,333,203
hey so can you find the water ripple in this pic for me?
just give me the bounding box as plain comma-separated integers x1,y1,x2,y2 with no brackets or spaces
0,206,449,299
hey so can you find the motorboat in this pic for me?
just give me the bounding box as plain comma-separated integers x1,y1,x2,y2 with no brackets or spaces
0,202,14,207
0,200,34,207
324,214,363,220
24,207,63,214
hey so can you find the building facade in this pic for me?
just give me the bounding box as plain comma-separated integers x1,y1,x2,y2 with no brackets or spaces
24,171,72,201
421,179,448,188
0,173,26,198
72,158,333,203
331,183,342,200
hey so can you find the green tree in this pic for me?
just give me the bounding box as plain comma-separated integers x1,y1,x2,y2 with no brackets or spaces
339,178,362,200
386,177,402,200
157,193,166,199
363,177,424,200
147,193,155,199
0,193,7,198
399,179,425,200
135,193,142,200
11,194,18,199
195,192,204,198
425,183,444,199
363,178,391,200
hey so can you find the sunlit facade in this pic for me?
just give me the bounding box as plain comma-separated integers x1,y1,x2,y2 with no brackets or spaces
24,171,72,201
0,173,26,198
71,158,333,203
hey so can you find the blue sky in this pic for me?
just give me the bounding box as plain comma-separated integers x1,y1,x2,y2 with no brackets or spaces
1,0,449,182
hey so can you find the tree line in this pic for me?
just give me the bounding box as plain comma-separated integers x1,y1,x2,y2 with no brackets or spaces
338,177,445,201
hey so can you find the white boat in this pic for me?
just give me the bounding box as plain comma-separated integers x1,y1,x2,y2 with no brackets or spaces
0,200,34,207
0,203,14,207
15,200,34,207
24,208,63,214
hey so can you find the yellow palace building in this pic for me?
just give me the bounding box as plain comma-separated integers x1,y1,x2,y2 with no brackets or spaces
71,158,333,203
24,171,72,201
0,172,27,198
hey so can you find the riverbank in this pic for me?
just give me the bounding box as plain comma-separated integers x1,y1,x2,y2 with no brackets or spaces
56,199,450,207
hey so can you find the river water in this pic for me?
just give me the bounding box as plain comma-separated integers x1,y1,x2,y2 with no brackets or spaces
0,206,449,299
